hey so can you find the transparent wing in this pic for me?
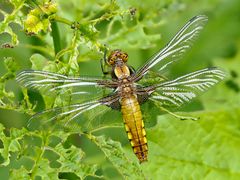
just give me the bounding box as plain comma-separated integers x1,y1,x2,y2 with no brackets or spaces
133,15,208,81
142,68,226,108
16,70,116,100
28,95,122,132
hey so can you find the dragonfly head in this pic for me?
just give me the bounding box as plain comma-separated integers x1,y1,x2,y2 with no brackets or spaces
107,49,128,66
107,49,130,79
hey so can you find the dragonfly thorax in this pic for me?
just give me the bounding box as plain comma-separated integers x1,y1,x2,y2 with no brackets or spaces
117,78,136,98
113,64,130,79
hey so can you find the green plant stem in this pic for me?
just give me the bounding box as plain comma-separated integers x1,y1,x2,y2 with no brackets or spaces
53,16,72,26
51,21,62,58
30,133,49,178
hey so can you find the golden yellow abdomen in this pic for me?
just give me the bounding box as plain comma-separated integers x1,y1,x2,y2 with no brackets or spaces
121,95,148,163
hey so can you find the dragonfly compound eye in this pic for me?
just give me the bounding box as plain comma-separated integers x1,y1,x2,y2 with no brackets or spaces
108,50,129,65
121,53,128,62
108,56,116,65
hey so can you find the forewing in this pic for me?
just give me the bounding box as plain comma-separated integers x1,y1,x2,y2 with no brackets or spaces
133,15,208,81
16,70,115,101
147,68,226,108
28,95,122,132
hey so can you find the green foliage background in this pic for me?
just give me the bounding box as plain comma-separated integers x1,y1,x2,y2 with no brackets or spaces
0,0,240,179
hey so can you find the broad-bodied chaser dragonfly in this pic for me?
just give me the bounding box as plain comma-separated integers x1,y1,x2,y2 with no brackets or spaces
17,15,226,163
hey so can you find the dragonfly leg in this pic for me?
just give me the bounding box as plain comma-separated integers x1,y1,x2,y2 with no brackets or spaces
160,107,199,121
101,58,111,75
101,45,112,75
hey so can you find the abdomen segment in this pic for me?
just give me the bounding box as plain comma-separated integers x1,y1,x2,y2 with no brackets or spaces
121,95,148,163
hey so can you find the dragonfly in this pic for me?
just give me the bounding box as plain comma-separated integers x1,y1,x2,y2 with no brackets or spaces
16,15,226,163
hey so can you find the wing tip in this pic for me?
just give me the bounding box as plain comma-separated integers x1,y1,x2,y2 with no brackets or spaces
192,14,208,22
207,67,228,79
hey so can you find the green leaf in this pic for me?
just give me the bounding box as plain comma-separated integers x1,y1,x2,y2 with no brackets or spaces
30,149,59,179
30,53,51,71
142,108,240,179
0,0,25,46
4,57,19,73
0,57,29,113
88,134,146,179
10,166,30,180
4,130,99,179
52,143,99,179
30,132,98,179
0,125,28,166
